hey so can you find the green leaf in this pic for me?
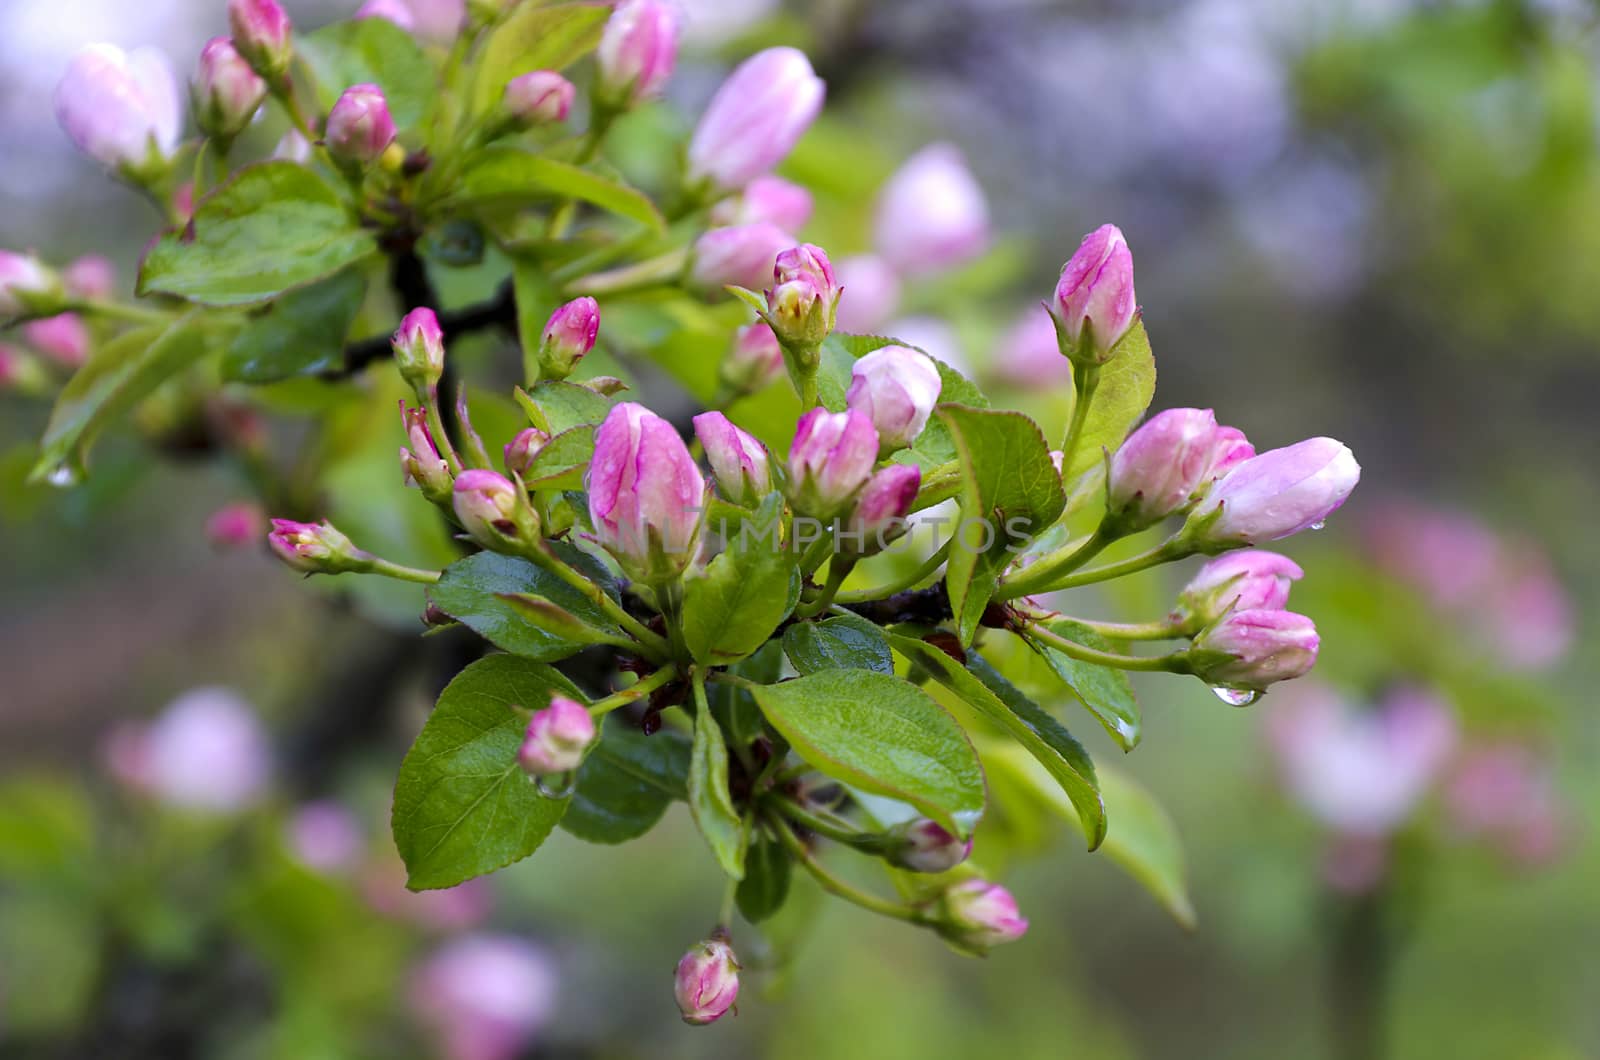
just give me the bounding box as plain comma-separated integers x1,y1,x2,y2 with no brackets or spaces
139,163,378,307
783,612,894,675
1065,320,1157,480
221,267,367,382
689,695,747,879
1025,618,1143,751
683,496,800,665
887,635,1105,849
459,148,666,232
520,425,594,490
736,831,793,923
391,655,574,889
472,2,611,116
750,670,986,838
562,717,691,844
428,548,621,660
30,314,209,484
938,406,1068,644
495,591,622,648
515,380,614,434
298,17,432,130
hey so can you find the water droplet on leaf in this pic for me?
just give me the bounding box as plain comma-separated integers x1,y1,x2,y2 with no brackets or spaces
535,772,577,799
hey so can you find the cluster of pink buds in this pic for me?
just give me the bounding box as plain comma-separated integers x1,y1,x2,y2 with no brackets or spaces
1106,408,1253,533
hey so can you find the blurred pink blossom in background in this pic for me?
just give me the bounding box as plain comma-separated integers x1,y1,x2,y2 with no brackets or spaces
410,935,557,1060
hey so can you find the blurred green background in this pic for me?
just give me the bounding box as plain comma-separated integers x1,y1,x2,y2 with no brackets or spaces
2,1,1596,1057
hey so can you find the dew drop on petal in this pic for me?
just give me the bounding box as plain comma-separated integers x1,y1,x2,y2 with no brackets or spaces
535,772,577,800
1308,520,1326,530
1210,685,1260,707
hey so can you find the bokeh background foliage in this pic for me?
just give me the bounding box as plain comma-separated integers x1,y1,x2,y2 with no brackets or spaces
2,1,1597,1058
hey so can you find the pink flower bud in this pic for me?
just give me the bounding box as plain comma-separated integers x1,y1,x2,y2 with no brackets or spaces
588,403,706,582
846,344,942,452
22,314,91,368
355,0,417,31
205,501,266,549
325,83,398,166
992,305,1072,386
503,427,551,478
693,412,771,508
55,44,182,173
887,817,972,873
400,403,453,499
504,70,575,125
674,936,740,1025
786,408,878,518
721,322,784,393
937,880,1028,952
116,687,273,813
1196,426,1255,492
1107,407,1223,530
408,0,468,44
690,223,794,292
1188,437,1360,547
843,465,920,555
0,252,61,322
63,255,116,301
412,936,557,1060
767,243,839,347
832,255,902,335
1191,608,1320,694
392,307,445,390
596,0,680,104
267,518,366,573
274,129,311,163
874,144,989,276
286,801,365,875
709,175,814,232
193,37,267,138
1177,549,1303,625
687,47,825,190
452,469,534,548
228,0,294,80
539,297,599,379
517,696,595,775
172,182,197,223
1051,223,1137,363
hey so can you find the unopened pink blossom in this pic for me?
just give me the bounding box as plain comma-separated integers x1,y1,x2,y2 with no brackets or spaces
846,344,942,451
325,83,398,166
1177,549,1304,624
22,314,91,367
193,37,267,138
1189,437,1360,546
687,47,825,190
832,255,902,335
228,0,293,79
1107,408,1223,529
710,175,814,232
588,403,706,581
1051,223,1137,363
844,464,921,555
55,44,182,171
1191,608,1320,693
693,412,771,507
596,0,680,104
517,696,595,776
504,70,574,125
674,936,740,1025
63,255,116,301
786,408,878,518
123,687,273,813
874,144,989,276
412,936,557,1060
887,817,971,873
690,223,795,292
938,879,1028,951
722,322,784,393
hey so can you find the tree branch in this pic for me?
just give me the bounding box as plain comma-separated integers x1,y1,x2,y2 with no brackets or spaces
325,273,517,379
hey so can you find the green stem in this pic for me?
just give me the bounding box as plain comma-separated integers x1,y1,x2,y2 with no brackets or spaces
836,539,952,605
564,249,688,297
998,535,1189,600
69,300,172,326
1026,622,1191,674
423,386,465,475
588,664,678,717
999,528,1110,600
798,558,854,618
769,816,926,924
1067,617,1185,641
769,796,875,850
798,371,819,412
276,82,316,142
364,557,443,584
1059,362,1102,473
533,547,671,658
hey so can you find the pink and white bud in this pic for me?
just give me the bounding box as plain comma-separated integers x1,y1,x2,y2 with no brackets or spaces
993,305,1073,387
55,44,182,173
721,322,784,394
843,464,921,555
267,518,367,574
228,0,294,80
693,412,771,508
887,817,971,873
1106,407,1222,530
588,403,706,582
1177,550,1303,626
273,129,312,163
325,83,398,166
503,427,551,479
517,696,595,776
786,408,879,518
393,307,446,391
767,243,839,347
846,344,942,452
874,144,989,276
674,935,740,1026
832,255,902,335
687,47,825,190
401,404,453,499
1051,223,1137,364
1190,608,1320,694
411,936,557,1060
1187,437,1361,547
1194,426,1255,497
596,0,680,105
355,0,417,31
452,469,536,548
407,0,468,44
121,687,273,813
936,879,1028,952
539,297,599,379
22,314,91,368
205,502,266,549
709,175,814,232
193,37,268,138
286,801,365,875
63,255,116,301
0,253,61,322
504,70,575,126
690,223,794,293
1267,683,1458,836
